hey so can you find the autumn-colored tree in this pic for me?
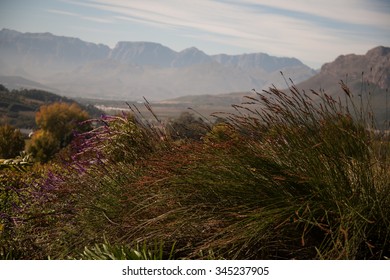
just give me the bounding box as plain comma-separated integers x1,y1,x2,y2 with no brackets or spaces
35,102,89,147
28,130,60,163
203,123,239,144
28,102,90,162
0,124,25,158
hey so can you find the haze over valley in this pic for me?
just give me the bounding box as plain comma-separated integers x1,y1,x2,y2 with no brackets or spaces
0,29,317,101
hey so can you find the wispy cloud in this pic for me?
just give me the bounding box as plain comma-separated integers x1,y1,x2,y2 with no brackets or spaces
238,0,390,28
46,8,114,24
53,0,390,67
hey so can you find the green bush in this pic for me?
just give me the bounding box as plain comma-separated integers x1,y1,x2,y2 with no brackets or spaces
0,124,25,158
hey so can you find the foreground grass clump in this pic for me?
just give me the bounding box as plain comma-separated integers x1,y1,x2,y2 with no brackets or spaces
1,83,389,259
203,84,390,259
77,240,175,260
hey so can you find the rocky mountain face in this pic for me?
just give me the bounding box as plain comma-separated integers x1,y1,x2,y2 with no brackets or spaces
0,29,316,100
296,46,390,92
320,46,390,90
295,46,390,127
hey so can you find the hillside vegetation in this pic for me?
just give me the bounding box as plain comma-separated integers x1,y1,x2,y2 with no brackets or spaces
1,81,389,260
0,85,102,129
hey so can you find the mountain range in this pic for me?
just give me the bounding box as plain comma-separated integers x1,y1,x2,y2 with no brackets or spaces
161,45,389,127
0,29,316,101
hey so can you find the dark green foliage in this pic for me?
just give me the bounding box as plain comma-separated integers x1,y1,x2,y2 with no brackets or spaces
167,112,209,141
0,84,8,92
0,124,25,158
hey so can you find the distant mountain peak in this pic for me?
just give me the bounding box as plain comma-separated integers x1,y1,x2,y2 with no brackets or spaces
181,46,201,52
1,28,20,34
366,45,390,57
170,46,212,67
114,41,167,48
109,41,177,66
319,46,390,89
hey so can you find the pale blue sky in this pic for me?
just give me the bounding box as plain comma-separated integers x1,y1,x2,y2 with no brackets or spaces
1,0,389,68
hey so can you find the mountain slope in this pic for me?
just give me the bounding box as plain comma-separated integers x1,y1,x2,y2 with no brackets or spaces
0,75,56,91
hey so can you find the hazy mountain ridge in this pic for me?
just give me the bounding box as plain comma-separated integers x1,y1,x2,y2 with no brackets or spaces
212,53,305,72
0,29,315,100
0,29,109,75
